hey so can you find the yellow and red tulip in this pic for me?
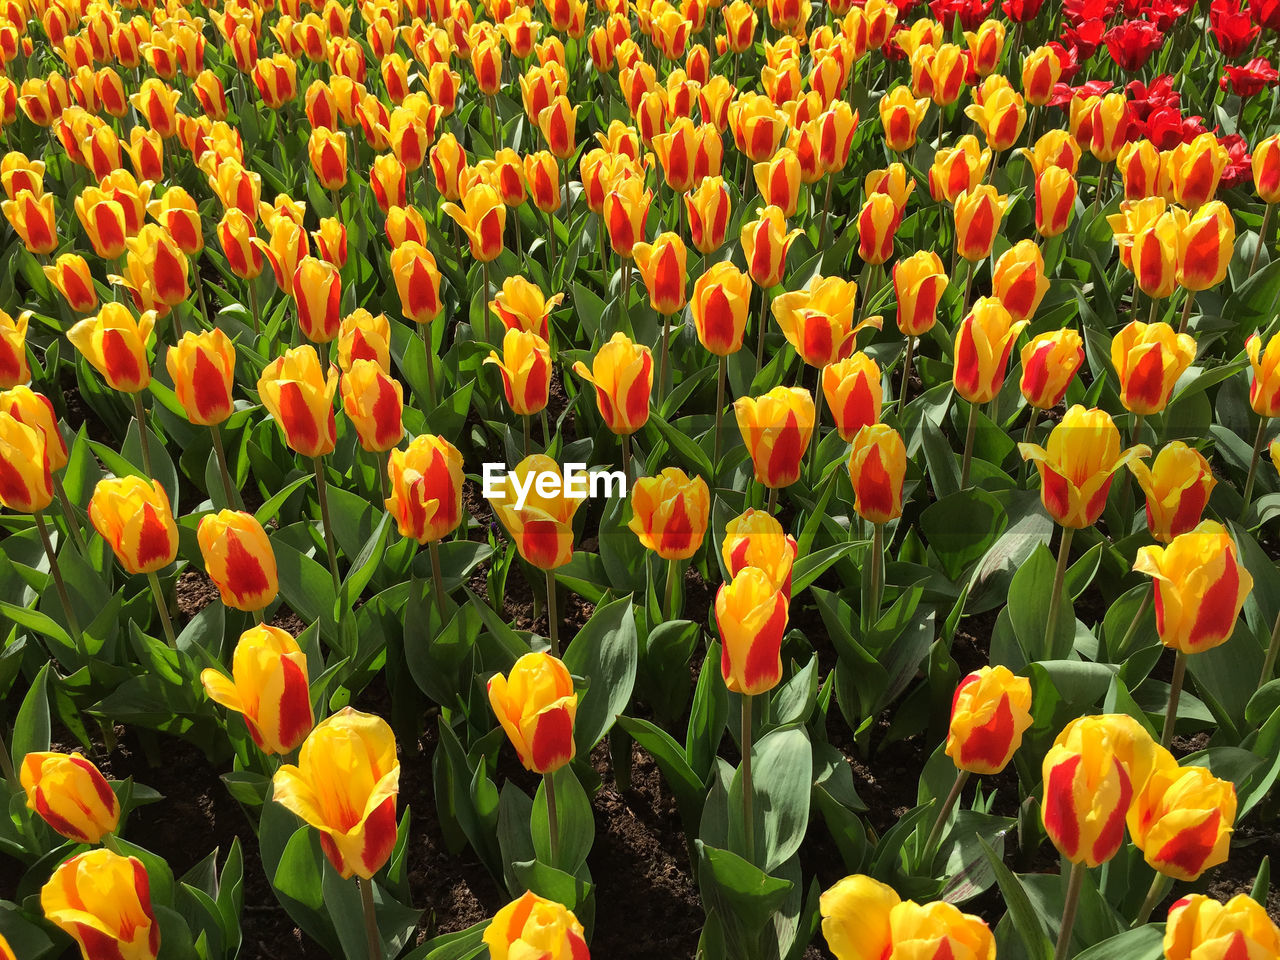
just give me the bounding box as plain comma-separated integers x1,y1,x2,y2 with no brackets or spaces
632,232,688,315
41,850,160,960
484,892,589,960
945,665,1033,776
89,476,179,575
1129,764,1235,882
1042,715,1136,867
572,332,653,435
772,275,874,368
734,386,815,488
691,262,751,356
716,566,789,695
1019,329,1084,410
823,353,882,442
741,205,802,288
68,304,155,394
21,751,120,843
256,346,339,459
197,511,280,612
292,256,342,344
628,467,710,560
1111,320,1197,416
485,329,551,416
340,360,404,453
487,454,585,569
1164,895,1280,960
1129,442,1216,543
991,240,1050,323
952,297,1027,404
166,330,236,426
390,241,444,325
953,186,1009,262
847,423,906,524
386,434,464,544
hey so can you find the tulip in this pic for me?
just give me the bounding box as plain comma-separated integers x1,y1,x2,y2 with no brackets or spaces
966,86,1026,154
892,251,948,346
147,187,203,256
166,329,236,427
1035,167,1077,238
2,189,57,254
1111,320,1197,416
290,257,342,345
257,346,338,459
603,176,652,260
1019,405,1150,529
953,297,1027,405
1168,134,1229,210
487,454,585,573
823,354,882,443
525,150,562,213
684,176,732,255
537,96,577,160
990,240,1049,323
1178,201,1234,294
341,360,404,453
0,388,66,478
1130,764,1235,882
572,332,653,436
723,0,757,51
772,275,872,369
1129,442,1216,543
735,386,815,490
954,186,1009,263
1021,45,1062,106
856,193,898,266
1134,520,1253,656
272,708,399,879
929,135,991,204
729,93,785,162
336,311,391,375
485,329,551,423
197,510,279,613
491,277,563,341
691,262,751,359
632,232,688,317
847,423,906,525
443,183,506,264
1117,140,1167,203
0,411,53,516
484,892,589,960
21,749,118,844
722,508,797,599
389,241,444,336
217,209,264,281
0,153,45,201
879,85,930,152
42,850,160,960
1164,895,1280,960
1042,715,1135,868
42,254,96,315
817,101,859,175
944,665,1033,777
386,434,464,545
629,467,710,563
68,304,155,395
130,77,181,136
820,874,900,960
110,225,190,318
1088,92,1130,163
964,21,1004,77
887,900,995,960
752,148,801,217
716,566,788,696
306,128,347,192
741,205,802,293
89,476,179,576
1020,329,1085,410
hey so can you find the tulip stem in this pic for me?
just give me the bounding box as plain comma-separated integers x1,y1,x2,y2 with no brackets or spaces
481,260,493,344
1053,861,1086,960
755,285,769,371
868,522,884,627
34,511,81,648
1240,416,1269,521
897,337,914,418
960,260,976,318
132,392,154,479
1251,204,1274,278
313,457,341,592
767,486,779,515
741,693,755,865
808,376,825,485
1115,586,1152,659
1160,650,1188,750
523,414,531,457
1019,408,1040,485
1046,525,1074,648
960,401,979,487
544,770,560,866
659,314,670,405
541,409,552,449
1131,872,1172,929
1178,290,1196,335
1259,607,1280,690
420,324,438,411
545,568,560,657
621,434,631,482
247,275,261,337
819,175,834,247
665,557,680,620
921,769,969,869
358,877,381,960
52,474,86,552
713,356,726,474
146,571,177,649
429,540,448,616
209,424,242,509
547,209,559,302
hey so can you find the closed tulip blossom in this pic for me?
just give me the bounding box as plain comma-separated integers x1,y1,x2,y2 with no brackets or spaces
1129,442,1216,543
340,360,404,453
991,240,1050,323
722,508,798,600
44,254,97,314
41,850,160,960
488,454,585,571
89,476,179,575
1130,764,1235,882
1163,895,1280,960
945,666,1033,776
166,329,236,426
684,176,733,255
201,625,312,754
735,386,815,490
953,297,1028,405
1019,406,1150,529
691,262,751,356
0,309,28,388
823,353,882,442
197,510,279,612
716,566,789,696
0,413,53,513
487,652,578,774
272,708,400,879
1020,329,1085,411
1247,330,1280,416
21,751,120,843
1035,167,1077,237
740,205,802,289
879,85,930,152
572,333,652,437
389,241,444,326
821,875,994,960
483,892,589,960
0,388,66,479
953,186,1010,263
1042,715,1135,868
628,467,710,561
1177,201,1235,294
1111,321,1197,417
485,329,551,418
385,434,464,544
847,424,906,525
256,346,338,459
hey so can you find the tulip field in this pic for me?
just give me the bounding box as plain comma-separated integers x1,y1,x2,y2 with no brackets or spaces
8,0,1280,956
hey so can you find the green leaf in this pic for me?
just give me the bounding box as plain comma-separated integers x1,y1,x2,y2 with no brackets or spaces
1071,927,1163,960
11,660,51,766
977,836,1053,960
729,723,811,873
1006,542,1074,663
273,538,338,638
920,488,1007,582
532,765,594,874
647,409,714,479
617,715,706,829
790,542,860,597
695,841,793,957
562,595,637,753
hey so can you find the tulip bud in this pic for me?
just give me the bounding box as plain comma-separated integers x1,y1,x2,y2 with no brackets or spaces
741,205,802,288
487,454,585,569
0,309,27,389
525,149,561,213
307,128,348,191
0,412,53,513
879,85,930,152
257,346,338,458
195,510,279,612
716,566,788,695
847,423,906,524
573,332,653,435
735,386,815,489
953,185,1010,262
1253,134,1280,204
892,251,948,338
292,257,342,344
1129,764,1235,882
2,189,57,254
485,329,551,416
484,892,589,960
1019,405,1150,529
1117,140,1166,202
272,708,400,879
945,666,1033,775
537,96,578,159
341,360,404,453
991,240,1049,323
817,101,860,174
952,297,1027,404
629,467,710,560
1168,133,1229,210
90,476,179,575
386,434,464,543
1021,45,1061,106
1087,93,1130,163
202,625,311,754
821,354,882,443
722,508,797,598
217,208,264,280
1035,167,1077,238
42,850,159,960
1164,895,1280,960
0,387,66,475
68,303,155,394
632,232,688,316
1177,201,1234,293
1247,330,1280,416
1042,715,1136,867
603,176,652,259
691,262,751,356
21,751,120,843
820,874,899,960
1129,442,1216,544
1111,320,1197,416
389,241,444,325
148,187,203,256
1134,520,1253,654
166,329,236,426
684,175,732,255
752,147,801,217
43,253,97,315
1019,329,1084,410
856,193,898,266
964,21,1004,77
